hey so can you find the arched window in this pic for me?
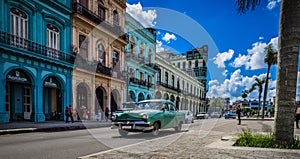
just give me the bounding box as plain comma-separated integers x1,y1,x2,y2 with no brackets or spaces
79,35,89,59
129,38,135,53
97,43,106,65
113,10,119,26
139,44,144,57
10,7,28,47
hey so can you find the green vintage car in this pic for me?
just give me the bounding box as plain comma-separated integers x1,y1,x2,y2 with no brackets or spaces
111,99,185,136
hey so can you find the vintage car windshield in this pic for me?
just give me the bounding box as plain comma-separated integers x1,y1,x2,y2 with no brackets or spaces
136,102,165,110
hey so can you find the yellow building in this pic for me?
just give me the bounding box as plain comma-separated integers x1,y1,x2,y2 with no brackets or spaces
71,0,127,120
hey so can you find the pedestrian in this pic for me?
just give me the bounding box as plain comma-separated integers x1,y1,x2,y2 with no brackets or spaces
236,105,241,125
66,105,74,123
105,107,109,121
295,106,300,129
65,107,70,123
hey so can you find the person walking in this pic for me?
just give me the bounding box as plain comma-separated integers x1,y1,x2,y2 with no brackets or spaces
295,106,300,129
236,105,241,125
66,105,74,123
105,107,109,121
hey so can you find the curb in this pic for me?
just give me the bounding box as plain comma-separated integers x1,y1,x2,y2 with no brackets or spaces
0,123,111,135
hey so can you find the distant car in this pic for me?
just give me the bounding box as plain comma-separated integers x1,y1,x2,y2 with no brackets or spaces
182,110,194,124
224,111,236,119
196,112,209,119
210,112,221,118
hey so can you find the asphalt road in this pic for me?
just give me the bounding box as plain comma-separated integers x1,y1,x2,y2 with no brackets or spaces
0,118,277,159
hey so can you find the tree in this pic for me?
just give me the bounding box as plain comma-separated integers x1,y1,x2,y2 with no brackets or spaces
249,77,266,116
236,0,300,146
261,44,277,119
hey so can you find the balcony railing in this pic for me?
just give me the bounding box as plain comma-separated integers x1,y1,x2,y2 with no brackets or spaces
145,63,160,71
96,62,112,76
72,2,128,42
0,30,74,64
156,81,181,92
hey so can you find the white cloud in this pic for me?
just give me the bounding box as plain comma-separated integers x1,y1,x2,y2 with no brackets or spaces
259,36,264,40
207,70,276,101
162,33,177,44
222,70,228,77
213,49,234,68
156,40,165,52
267,0,281,10
269,37,278,51
126,2,157,27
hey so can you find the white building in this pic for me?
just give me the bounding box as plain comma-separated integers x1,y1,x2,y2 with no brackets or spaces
154,54,206,114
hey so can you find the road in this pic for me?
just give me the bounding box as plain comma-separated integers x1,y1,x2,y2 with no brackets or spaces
0,118,277,159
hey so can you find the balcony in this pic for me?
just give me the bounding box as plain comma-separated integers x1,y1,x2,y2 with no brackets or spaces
72,2,128,42
145,63,160,71
96,62,112,76
0,30,74,64
156,81,181,93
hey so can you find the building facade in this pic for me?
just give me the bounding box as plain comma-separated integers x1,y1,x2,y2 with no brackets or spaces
155,54,206,114
0,0,74,123
71,0,127,120
124,13,157,102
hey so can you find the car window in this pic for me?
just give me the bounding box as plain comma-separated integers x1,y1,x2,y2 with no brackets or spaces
169,104,176,111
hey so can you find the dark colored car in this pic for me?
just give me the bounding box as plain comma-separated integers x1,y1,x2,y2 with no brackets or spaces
224,111,236,119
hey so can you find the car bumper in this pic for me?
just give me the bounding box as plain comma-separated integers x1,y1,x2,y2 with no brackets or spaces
111,121,153,132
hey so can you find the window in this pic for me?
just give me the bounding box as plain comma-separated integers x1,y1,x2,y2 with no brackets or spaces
139,44,144,57
79,35,88,59
113,10,119,26
139,72,144,81
47,24,60,58
148,49,152,63
157,70,161,83
177,62,181,68
98,0,105,20
10,7,28,47
177,79,180,89
129,68,134,78
97,44,105,65
23,86,31,113
195,60,199,68
165,72,168,84
183,62,186,69
148,75,152,84
112,51,119,69
79,0,88,8
171,75,175,87
189,61,192,68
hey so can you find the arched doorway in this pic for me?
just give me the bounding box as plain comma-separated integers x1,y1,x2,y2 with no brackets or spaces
163,93,169,100
146,94,151,100
138,92,144,102
43,76,62,121
170,95,175,102
110,89,119,113
6,69,32,121
77,83,88,120
129,90,136,102
155,91,162,99
96,87,105,114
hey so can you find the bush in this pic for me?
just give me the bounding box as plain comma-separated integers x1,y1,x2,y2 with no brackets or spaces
234,129,300,149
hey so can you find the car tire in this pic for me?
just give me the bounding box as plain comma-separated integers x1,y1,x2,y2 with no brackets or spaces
118,129,128,137
152,122,160,136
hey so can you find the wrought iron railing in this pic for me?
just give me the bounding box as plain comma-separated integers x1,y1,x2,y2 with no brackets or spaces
0,30,74,64
156,81,181,92
72,2,128,42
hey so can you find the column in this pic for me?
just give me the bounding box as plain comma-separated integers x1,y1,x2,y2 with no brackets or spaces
33,68,45,122
0,61,9,123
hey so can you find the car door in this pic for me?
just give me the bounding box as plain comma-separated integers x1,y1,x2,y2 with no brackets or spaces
162,102,173,128
168,103,178,127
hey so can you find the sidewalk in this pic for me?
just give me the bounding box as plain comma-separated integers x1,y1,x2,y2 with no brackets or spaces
0,120,111,135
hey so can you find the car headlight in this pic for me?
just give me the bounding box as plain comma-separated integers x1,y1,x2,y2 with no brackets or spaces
140,113,148,119
111,114,116,120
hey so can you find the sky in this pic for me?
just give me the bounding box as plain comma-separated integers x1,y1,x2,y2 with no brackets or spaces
125,0,300,103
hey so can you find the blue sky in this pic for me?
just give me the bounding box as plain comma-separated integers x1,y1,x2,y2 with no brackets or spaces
125,0,294,102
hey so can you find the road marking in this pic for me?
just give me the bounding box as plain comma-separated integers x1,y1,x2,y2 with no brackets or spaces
78,131,186,159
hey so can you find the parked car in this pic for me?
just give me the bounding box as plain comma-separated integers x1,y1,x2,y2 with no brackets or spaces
111,99,186,136
195,112,209,119
182,110,194,124
224,111,236,119
210,112,221,118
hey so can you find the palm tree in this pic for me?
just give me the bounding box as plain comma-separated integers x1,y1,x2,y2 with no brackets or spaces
249,77,266,116
236,0,300,146
261,44,277,119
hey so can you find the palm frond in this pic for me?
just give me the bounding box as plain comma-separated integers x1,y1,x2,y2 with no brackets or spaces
236,0,261,13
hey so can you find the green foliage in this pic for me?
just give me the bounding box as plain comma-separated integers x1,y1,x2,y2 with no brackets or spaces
234,129,300,149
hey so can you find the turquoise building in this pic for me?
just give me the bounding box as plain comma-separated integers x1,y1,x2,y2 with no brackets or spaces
0,0,73,123
124,14,158,102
